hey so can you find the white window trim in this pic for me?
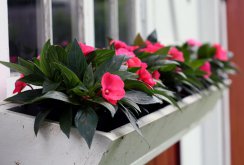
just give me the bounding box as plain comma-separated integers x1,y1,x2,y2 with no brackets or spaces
0,0,10,100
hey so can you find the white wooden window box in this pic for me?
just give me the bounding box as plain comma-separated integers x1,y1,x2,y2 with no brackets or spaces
0,84,228,165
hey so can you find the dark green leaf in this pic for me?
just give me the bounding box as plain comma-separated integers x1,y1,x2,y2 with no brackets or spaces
42,79,61,93
124,79,154,95
94,55,129,81
75,108,98,148
67,39,88,79
134,33,145,46
120,103,142,136
83,64,94,88
147,30,158,43
124,91,162,105
34,109,51,135
91,99,117,117
54,63,81,88
0,61,32,75
31,91,79,105
5,89,43,103
19,74,45,86
60,107,73,138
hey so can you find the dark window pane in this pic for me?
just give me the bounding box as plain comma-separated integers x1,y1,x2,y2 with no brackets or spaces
52,0,72,46
94,0,108,48
8,0,38,63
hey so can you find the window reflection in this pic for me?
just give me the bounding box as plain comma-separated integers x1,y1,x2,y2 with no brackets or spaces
94,0,108,48
8,0,38,63
52,0,72,46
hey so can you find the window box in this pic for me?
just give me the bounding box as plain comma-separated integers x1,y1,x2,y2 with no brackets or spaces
0,84,228,165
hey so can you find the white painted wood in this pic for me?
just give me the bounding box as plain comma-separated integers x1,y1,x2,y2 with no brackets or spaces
71,0,94,46
0,85,227,165
154,0,175,44
36,0,53,46
0,0,10,101
180,1,230,165
83,0,95,46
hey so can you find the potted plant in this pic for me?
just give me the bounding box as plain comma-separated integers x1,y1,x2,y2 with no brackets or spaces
0,31,236,165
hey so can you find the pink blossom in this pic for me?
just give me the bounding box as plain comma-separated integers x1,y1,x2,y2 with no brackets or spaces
187,39,202,47
13,74,27,94
200,61,212,79
152,70,160,80
101,72,125,105
78,42,95,56
137,68,156,87
127,57,142,68
168,47,185,62
110,40,128,50
140,40,164,53
116,48,135,57
213,44,228,61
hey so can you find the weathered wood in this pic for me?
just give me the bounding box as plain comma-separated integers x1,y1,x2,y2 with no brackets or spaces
0,85,227,165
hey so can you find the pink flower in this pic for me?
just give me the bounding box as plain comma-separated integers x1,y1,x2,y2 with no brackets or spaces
137,68,156,87
13,74,27,94
141,62,148,69
101,72,125,105
152,70,160,80
116,48,135,57
168,47,185,62
110,40,128,50
78,42,95,56
187,39,202,47
37,54,41,60
200,61,212,79
213,44,228,61
127,45,139,51
140,40,164,53
127,57,142,68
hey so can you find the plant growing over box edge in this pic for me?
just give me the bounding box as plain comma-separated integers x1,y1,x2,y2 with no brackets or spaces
0,39,177,148
0,31,237,148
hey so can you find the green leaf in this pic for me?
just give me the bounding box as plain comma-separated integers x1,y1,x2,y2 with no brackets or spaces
31,91,79,105
111,71,138,80
39,40,52,76
19,74,45,86
67,39,88,79
18,57,35,71
83,64,94,88
42,79,61,93
147,30,158,43
54,63,81,89
90,99,117,117
134,33,145,46
94,55,129,81
124,79,154,95
59,107,73,138
0,61,32,75
189,59,206,69
5,89,43,103
154,46,171,55
34,109,51,135
121,98,141,113
92,49,115,66
69,85,88,96
124,91,162,105
120,103,142,136
75,108,98,148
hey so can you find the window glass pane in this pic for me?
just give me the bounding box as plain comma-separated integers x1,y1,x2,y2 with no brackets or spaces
94,0,108,48
52,0,72,46
118,0,130,43
8,0,38,63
